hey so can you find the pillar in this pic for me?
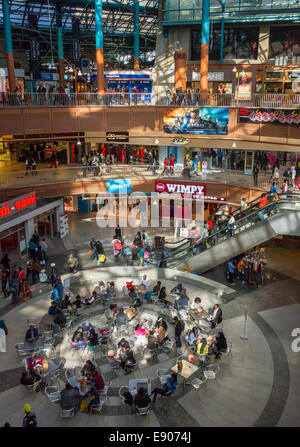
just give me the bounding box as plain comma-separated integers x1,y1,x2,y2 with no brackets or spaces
258,24,270,63
95,0,104,94
2,0,16,92
220,0,225,64
57,28,65,87
200,0,210,95
174,50,187,91
24,218,35,246
133,0,140,70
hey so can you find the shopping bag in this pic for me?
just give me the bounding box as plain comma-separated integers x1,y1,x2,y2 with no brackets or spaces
80,399,88,412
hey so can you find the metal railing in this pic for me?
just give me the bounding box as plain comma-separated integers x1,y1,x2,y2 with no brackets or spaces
1,92,300,109
0,162,289,190
149,191,300,267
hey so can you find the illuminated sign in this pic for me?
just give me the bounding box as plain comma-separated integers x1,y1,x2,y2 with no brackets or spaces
0,193,37,221
171,137,190,145
154,181,226,202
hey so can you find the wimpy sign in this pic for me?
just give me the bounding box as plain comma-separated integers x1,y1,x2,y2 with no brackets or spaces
155,181,206,199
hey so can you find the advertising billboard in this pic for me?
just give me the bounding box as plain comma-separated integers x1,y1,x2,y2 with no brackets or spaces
163,108,229,135
107,179,131,194
239,108,300,125
235,72,252,100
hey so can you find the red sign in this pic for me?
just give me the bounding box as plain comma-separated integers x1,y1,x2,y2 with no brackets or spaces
154,181,226,202
155,181,206,199
0,193,36,220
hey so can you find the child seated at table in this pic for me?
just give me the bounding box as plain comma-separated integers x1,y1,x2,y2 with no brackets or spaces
26,352,43,379
124,307,136,320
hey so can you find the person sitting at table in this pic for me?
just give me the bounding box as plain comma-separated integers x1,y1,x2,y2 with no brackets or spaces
134,320,147,338
72,295,83,310
171,283,183,296
116,307,129,329
140,274,150,289
117,337,130,352
91,370,105,392
128,288,138,303
82,321,94,334
208,304,223,329
26,352,43,379
126,279,135,292
88,389,101,413
82,360,96,383
105,304,117,322
84,291,97,306
133,298,142,309
154,317,168,341
59,383,82,410
61,295,72,310
134,387,151,412
71,327,86,349
191,297,203,316
174,289,189,311
212,331,227,359
48,301,59,315
87,328,99,350
185,327,198,347
106,281,116,298
158,286,167,303
122,348,137,375
196,338,209,356
53,310,67,333
20,371,35,386
152,281,161,296
124,307,136,320
25,325,39,343
147,330,159,350
151,373,177,403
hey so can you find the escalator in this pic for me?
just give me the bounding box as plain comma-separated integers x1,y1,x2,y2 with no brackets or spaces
150,192,300,274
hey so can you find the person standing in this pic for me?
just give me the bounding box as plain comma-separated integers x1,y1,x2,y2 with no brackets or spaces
169,154,175,175
40,239,48,260
252,164,259,186
1,269,9,297
173,316,183,349
227,259,236,285
162,157,169,176
0,320,8,352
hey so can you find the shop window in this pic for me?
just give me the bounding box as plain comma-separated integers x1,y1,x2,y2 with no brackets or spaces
269,26,300,60
191,27,259,61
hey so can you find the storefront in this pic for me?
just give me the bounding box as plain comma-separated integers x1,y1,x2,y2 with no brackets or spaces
187,69,233,95
0,193,64,261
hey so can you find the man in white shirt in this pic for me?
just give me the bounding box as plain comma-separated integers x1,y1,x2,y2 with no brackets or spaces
41,239,48,260
240,198,248,211
140,274,150,288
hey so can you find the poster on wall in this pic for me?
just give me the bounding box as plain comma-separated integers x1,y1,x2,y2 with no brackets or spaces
235,72,252,100
163,108,229,135
239,108,300,125
107,179,132,194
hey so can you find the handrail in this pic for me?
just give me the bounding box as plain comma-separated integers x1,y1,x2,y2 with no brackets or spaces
1,92,300,109
149,192,300,265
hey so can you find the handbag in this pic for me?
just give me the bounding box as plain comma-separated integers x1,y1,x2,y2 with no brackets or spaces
80,399,88,412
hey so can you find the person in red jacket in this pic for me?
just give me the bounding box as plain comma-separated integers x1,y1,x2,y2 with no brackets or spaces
140,146,145,165
169,154,175,175
92,371,104,391
101,144,106,157
162,157,169,176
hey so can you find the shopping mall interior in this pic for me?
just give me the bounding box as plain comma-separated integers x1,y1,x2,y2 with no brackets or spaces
0,0,299,436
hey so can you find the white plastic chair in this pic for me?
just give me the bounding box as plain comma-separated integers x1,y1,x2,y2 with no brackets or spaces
203,364,220,381
98,380,112,397
188,377,207,390
136,405,151,416
45,386,61,402
60,407,76,418
89,395,107,415
65,366,81,384
119,386,130,404
156,369,171,385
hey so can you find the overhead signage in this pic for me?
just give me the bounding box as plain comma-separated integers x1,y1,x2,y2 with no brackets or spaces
155,181,226,202
239,108,300,125
171,137,190,145
106,132,129,142
0,192,36,222
192,71,224,82
155,181,206,199
107,179,131,194
104,71,152,80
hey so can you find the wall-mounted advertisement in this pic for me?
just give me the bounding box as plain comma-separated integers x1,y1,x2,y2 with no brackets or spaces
107,179,132,194
163,108,229,135
239,108,300,125
235,72,252,100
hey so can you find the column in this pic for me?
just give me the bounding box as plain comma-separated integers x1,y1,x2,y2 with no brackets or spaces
258,24,270,63
133,0,140,70
200,0,210,95
57,28,65,87
24,218,35,246
95,0,104,94
2,0,16,92
220,0,225,64
174,50,187,91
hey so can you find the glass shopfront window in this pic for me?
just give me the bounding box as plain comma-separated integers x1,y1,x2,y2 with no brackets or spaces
269,26,300,61
191,26,259,61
